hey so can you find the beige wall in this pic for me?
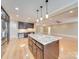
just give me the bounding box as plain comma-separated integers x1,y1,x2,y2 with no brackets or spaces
35,22,78,37
51,22,78,36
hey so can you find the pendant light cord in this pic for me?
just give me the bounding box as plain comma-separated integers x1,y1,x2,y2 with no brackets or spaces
46,0,48,14
40,6,43,17
36,10,39,19
46,2,48,14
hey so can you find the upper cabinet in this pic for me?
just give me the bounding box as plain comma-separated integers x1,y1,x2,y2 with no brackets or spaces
18,22,34,29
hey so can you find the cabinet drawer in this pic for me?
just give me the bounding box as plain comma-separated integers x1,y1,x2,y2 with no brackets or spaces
36,42,43,50
32,39,36,43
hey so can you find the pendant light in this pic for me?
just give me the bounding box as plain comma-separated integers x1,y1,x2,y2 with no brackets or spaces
36,9,39,22
40,6,43,21
45,0,48,19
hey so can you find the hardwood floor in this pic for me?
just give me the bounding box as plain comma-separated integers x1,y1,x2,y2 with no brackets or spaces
2,38,34,59
2,37,77,59
59,37,77,59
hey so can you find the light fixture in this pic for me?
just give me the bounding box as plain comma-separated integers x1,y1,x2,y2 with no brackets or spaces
40,17,43,21
15,7,19,10
45,0,48,19
40,6,43,21
69,10,73,13
36,9,39,22
36,19,39,22
46,14,48,18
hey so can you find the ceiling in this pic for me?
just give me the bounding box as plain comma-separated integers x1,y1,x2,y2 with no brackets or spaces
1,0,78,23
36,7,78,26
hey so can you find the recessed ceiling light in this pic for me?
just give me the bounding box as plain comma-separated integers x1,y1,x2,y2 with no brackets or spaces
69,11,73,13
15,7,19,10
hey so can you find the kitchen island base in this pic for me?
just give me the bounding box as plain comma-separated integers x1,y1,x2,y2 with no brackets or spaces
28,35,59,59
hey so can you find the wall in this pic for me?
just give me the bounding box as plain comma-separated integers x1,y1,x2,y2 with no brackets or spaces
35,22,78,38
51,22,78,36
10,20,18,39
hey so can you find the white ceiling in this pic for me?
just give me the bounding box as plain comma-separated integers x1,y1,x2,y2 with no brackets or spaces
1,0,78,23
41,7,78,25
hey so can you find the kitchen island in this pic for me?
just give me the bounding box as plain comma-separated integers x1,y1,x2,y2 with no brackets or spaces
28,34,62,59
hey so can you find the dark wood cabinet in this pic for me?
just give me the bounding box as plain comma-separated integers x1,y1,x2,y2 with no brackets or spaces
18,22,34,38
18,22,34,29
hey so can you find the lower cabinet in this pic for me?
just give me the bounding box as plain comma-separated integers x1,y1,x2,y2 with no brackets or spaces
28,37,33,53
37,46,43,59
29,37,43,59
28,36,59,59
33,43,37,59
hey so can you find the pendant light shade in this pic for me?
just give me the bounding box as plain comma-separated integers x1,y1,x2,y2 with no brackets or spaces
46,14,48,18
36,19,39,22
40,6,43,21
40,17,43,21
45,0,48,19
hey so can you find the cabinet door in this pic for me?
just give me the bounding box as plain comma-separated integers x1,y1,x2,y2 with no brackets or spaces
33,43,37,59
29,38,33,52
37,47,43,59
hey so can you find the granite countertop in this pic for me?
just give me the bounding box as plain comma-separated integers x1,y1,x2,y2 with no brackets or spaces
28,34,62,45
